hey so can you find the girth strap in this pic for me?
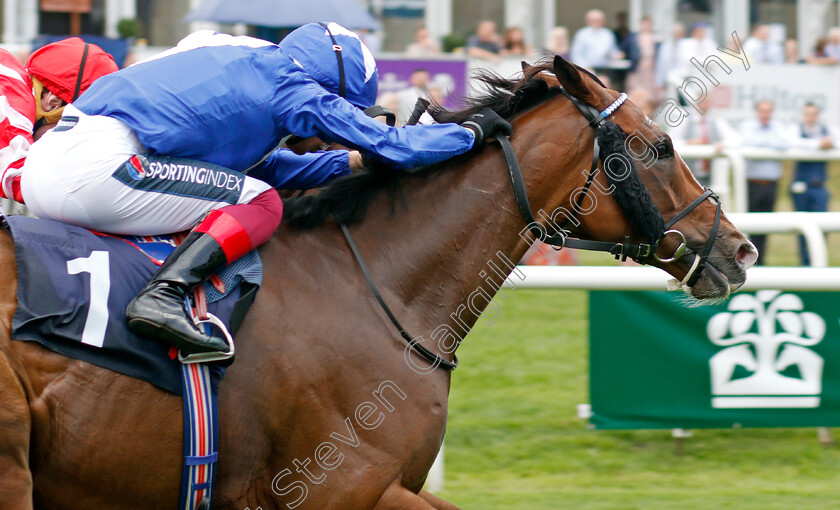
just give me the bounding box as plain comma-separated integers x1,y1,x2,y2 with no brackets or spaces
178,362,220,510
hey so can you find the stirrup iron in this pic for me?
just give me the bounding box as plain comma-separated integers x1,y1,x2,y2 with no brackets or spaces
178,312,235,364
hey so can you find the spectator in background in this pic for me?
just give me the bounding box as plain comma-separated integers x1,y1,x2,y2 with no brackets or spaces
738,100,789,264
787,102,840,265
376,91,400,125
356,29,382,55
504,27,532,56
612,11,639,89
543,26,570,59
668,96,737,186
570,9,621,69
405,26,441,57
783,39,803,63
655,23,685,98
679,23,717,66
397,68,430,126
626,16,659,93
466,20,504,61
807,37,839,65
824,27,840,60
743,24,784,64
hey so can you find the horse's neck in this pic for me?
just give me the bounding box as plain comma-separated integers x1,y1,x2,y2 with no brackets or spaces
347,140,565,345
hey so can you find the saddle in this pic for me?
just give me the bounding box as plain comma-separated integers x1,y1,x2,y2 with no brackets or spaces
3,213,262,509
4,213,260,393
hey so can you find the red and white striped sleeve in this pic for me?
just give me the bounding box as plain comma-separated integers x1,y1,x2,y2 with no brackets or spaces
0,49,35,203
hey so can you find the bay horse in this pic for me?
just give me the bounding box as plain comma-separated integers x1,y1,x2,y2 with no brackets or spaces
0,56,755,509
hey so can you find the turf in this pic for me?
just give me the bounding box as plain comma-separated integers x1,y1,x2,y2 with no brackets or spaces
437,289,840,509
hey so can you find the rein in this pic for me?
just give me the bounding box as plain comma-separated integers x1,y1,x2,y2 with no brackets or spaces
499,87,722,286
340,98,457,371
335,82,722,373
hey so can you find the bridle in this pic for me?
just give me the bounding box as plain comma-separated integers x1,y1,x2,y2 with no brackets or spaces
497,87,722,287
325,40,720,372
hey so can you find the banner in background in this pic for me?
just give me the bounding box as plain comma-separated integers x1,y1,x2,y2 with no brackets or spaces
589,290,840,429
669,64,840,125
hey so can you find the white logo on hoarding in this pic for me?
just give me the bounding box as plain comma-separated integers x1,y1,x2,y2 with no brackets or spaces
707,290,824,409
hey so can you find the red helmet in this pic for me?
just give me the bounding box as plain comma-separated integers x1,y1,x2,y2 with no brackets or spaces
26,37,119,104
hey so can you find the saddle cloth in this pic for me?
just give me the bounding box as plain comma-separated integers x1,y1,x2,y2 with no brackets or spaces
3,214,262,395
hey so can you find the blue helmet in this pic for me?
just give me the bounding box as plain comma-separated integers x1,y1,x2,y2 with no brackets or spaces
280,22,379,110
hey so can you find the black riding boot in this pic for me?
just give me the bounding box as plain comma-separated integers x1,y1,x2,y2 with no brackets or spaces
126,231,230,353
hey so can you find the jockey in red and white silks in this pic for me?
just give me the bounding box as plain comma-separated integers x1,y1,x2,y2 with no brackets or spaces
0,38,118,203
0,50,35,204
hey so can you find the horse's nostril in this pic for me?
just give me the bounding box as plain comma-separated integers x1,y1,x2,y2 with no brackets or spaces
737,241,758,269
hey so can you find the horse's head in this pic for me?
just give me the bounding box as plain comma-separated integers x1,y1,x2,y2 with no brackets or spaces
516,56,756,300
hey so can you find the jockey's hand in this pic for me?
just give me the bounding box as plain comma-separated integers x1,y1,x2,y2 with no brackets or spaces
461,108,513,147
349,151,364,171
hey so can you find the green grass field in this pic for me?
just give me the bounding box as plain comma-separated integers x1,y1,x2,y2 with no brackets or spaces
438,290,840,509
437,163,840,509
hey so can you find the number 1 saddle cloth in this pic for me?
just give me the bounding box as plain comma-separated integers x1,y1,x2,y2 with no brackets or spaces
2,214,262,395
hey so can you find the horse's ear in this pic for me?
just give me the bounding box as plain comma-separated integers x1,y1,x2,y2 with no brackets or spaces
552,55,596,103
521,61,532,73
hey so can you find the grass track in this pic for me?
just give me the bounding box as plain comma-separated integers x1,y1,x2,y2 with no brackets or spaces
437,290,840,509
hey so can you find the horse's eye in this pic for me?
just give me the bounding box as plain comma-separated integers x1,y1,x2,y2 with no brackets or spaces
655,140,673,159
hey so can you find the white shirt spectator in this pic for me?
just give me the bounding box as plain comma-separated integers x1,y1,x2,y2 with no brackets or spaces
570,27,619,68
786,122,840,150
405,27,441,57
743,37,784,64
824,27,840,59
679,36,718,68
737,118,789,180
655,38,684,87
397,86,426,126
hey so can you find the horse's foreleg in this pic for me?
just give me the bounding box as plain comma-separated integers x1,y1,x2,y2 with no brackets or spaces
0,354,33,510
372,484,461,510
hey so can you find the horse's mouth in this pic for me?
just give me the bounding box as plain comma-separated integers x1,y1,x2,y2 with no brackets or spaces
686,255,745,300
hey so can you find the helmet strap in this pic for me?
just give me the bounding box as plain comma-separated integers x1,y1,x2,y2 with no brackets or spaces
318,23,346,99
71,42,90,101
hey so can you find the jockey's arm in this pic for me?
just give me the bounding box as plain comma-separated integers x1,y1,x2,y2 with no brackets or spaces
276,73,476,171
0,49,35,203
247,148,352,189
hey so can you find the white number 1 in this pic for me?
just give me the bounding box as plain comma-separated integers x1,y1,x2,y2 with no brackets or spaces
66,251,111,348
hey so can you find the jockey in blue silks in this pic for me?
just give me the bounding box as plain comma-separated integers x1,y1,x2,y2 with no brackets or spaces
21,23,511,355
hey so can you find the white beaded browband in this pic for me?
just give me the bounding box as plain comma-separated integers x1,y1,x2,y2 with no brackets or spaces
599,92,628,119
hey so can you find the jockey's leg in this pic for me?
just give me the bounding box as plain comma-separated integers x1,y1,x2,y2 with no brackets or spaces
126,188,283,353
21,108,284,353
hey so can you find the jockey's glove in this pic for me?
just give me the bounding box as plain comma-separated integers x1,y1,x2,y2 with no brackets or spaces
461,108,513,147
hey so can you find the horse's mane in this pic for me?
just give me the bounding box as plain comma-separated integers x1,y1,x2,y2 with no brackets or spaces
281,60,666,244
282,61,565,230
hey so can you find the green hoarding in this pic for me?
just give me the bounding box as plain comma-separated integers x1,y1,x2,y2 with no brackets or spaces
589,290,840,429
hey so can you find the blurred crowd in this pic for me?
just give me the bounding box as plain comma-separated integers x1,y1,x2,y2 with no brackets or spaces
412,8,840,267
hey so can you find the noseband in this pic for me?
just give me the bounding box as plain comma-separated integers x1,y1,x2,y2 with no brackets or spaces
498,88,722,287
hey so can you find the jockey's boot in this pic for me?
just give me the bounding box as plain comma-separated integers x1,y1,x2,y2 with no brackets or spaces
126,231,230,353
